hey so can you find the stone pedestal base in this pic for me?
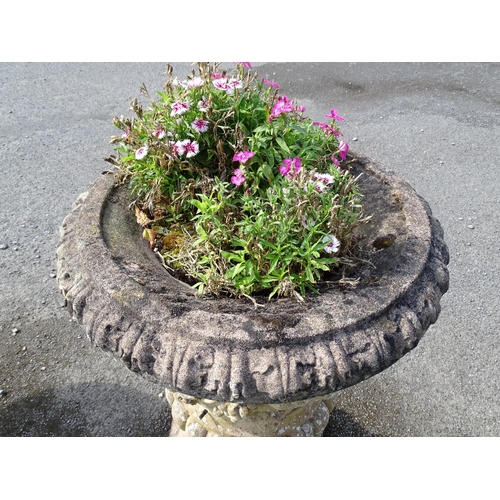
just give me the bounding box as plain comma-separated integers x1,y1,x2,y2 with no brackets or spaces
166,389,335,437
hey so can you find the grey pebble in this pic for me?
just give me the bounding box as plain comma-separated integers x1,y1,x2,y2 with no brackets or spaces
0,244,8,250
49,273,57,278
0,389,5,397
467,225,474,229
12,328,19,334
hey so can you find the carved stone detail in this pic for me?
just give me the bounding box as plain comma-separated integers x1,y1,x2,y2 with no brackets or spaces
166,389,335,437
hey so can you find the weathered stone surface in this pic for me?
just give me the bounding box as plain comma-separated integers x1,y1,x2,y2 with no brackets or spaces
166,389,335,437
56,152,449,405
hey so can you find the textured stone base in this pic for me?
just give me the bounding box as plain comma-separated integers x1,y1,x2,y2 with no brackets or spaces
166,389,335,437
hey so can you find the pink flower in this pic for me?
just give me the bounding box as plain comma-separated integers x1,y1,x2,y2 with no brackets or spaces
262,78,281,89
338,140,349,160
322,234,340,253
270,96,294,120
135,146,148,160
231,168,246,186
171,100,190,116
153,127,166,139
177,139,199,158
122,129,130,138
279,157,302,178
295,105,306,113
191,118,209,133
211,72,223,80
234,62,252,68
324,109,345,121
313,121,341,137
233,150,254,164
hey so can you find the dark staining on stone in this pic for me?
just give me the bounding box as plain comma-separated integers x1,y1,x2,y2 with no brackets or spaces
170,305,188,317
372,234,397,250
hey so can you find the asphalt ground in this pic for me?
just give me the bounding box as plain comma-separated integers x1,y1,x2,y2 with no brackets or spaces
1,62,499,440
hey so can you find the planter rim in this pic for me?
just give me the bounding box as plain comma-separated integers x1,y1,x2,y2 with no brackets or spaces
57,151,449,404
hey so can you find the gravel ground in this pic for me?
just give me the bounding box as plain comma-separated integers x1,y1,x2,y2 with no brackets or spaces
1,62,499,437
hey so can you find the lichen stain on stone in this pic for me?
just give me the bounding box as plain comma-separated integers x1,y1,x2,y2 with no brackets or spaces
111,284,145,306
105,226,125,250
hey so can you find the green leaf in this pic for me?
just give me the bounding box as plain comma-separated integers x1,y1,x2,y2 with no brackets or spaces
276,137,291,156
261,163,274,182
291,124,307,134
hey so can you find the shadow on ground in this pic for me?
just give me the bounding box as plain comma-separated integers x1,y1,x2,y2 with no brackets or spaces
323,409,381,437
0,382,171,437
1,383,378,437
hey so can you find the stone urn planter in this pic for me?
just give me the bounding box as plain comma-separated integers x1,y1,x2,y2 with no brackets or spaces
56,151,449,436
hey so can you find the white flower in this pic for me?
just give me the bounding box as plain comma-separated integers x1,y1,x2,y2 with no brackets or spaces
135,146,148,160
322,234,340,253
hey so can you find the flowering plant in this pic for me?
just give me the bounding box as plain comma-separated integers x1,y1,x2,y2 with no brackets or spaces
106,62,365,300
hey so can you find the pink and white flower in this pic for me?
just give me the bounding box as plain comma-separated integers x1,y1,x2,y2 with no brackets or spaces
170,100,190,116
213,77,242,94
153,127,166,139
234,62,252,68
135,146,148,160
310,180,327,193
213,78,232,92
322,234,340,253
302,216,316,230
177,139,199,158
122,129,130,138
228,78,243,91
186,76,203,88
191,118,209,133
313,172,335,184
198,97,209,112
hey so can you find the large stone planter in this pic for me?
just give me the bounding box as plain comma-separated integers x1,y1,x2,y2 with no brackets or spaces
56,152,449,436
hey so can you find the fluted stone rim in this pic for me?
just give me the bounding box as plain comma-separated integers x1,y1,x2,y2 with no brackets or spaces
56,152,449,404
